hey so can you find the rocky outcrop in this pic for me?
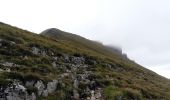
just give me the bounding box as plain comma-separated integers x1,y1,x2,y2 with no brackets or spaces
0,80,36,100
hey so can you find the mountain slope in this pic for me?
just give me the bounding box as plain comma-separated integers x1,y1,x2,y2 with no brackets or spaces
0,22,169,100
41,28,124,59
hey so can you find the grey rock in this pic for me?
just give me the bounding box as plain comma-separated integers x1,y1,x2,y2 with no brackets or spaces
34,81,45,96
73,89,79,100
26,93,36,100
47,80,58,94
31,47,40,55
53,57,58,61
52,62,56,68
4,81,27,100
71,57,85,64
42,89,48,97
25,81,35,87
73,79,79,89
2,62,14,67
64,55,70,62
61,73,70,78
5,68,11,72
0,68,3,72
41,51,47,56
90,90,95,100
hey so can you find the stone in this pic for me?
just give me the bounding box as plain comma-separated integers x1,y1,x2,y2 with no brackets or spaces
41,51,47,56
0,68,3,72
53,57,58,61
0,80,38,100
106,64,112,69
10,41,16,45
90,90,95,100
71,57,85,64
34,81,45,96
5,68,11,72
61,73,70,78
73,89,79,100
26,93,36,100
23,56,28,60
31,47,40,55
47,80,58,94
2,62,14,67
25,81,35,87
42,90,48,97
95,90,102,99
4,81,27,100
64,55,70,63
52,62,56,68
73,79,79,89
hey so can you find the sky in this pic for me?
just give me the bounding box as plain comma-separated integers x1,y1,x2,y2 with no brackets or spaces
0,0,170,78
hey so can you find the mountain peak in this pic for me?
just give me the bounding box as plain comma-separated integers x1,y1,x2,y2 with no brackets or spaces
41,28,63,35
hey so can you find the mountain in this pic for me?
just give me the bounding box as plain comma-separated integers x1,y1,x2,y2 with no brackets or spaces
0,22,169,100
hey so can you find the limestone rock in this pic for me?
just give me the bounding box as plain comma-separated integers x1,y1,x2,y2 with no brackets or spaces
25,81,35,87
26,93,36,100
42,89,48,97
73,89,79,100
52,62,56,68
47,80,58,94
34,81,45,96
2,62,14,67
31,47,40,55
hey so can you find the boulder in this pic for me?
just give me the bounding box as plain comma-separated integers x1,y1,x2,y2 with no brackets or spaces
47,80,58,94
73,89,79,100
34,81,45,96
2,62,14,67
31,47,40,55
52,62,56,68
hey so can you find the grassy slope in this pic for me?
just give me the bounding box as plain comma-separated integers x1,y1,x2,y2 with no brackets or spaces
0,22,170,99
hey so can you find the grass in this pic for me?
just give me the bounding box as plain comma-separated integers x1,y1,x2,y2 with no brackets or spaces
0,22,170,99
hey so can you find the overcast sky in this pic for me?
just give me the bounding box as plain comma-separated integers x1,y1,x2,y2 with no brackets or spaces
0,0,170,78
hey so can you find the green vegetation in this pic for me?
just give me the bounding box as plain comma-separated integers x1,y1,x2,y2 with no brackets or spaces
0,22,170,99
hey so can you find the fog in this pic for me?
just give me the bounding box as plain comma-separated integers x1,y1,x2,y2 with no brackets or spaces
0,0,170,78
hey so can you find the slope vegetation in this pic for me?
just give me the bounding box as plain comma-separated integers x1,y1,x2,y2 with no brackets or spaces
0,22,169,100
